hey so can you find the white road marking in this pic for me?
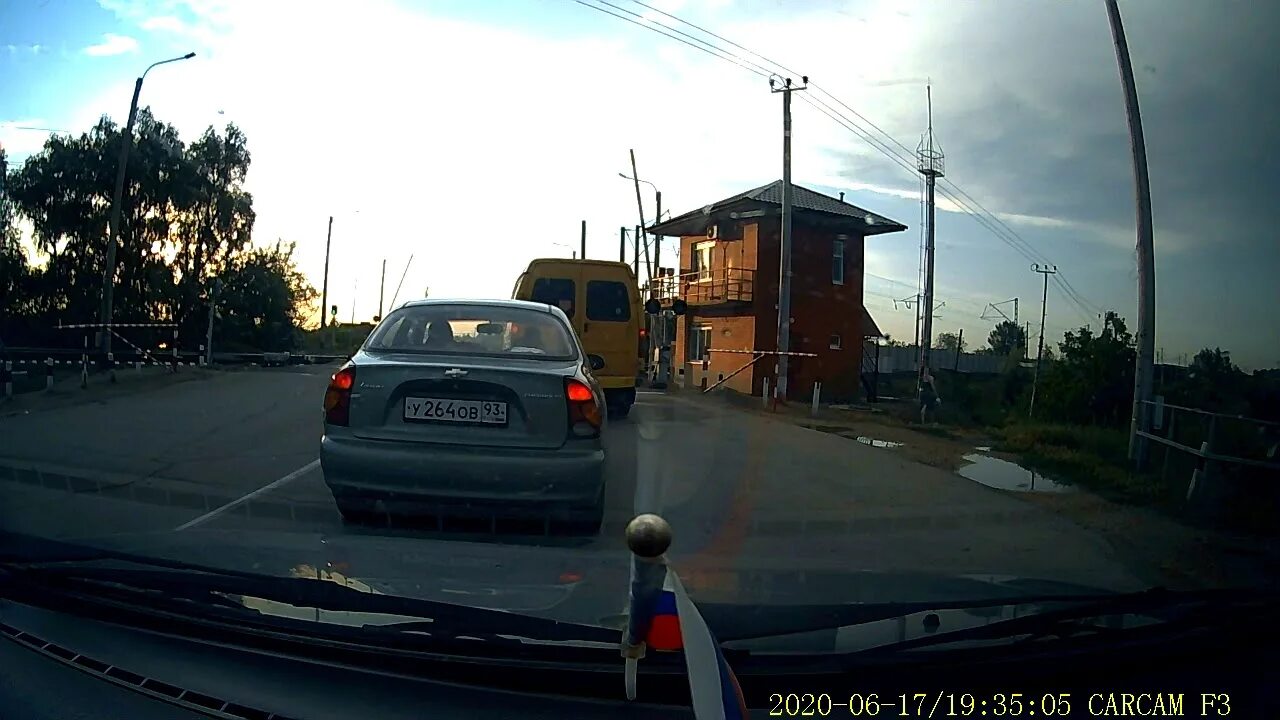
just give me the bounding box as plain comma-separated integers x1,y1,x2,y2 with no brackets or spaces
173,459,320,531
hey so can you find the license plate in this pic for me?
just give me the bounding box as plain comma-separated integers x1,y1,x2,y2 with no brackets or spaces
403,397,508,425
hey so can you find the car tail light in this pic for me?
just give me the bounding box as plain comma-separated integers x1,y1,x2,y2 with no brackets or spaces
324,363,355,426
565,378,601,437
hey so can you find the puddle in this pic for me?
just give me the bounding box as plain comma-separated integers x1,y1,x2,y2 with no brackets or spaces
856,436,903,449
957,453,1074,493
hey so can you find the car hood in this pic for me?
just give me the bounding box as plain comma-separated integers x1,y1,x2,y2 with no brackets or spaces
2,527,1132,652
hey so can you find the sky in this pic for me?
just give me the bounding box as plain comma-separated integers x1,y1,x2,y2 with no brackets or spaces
2,0,1277,370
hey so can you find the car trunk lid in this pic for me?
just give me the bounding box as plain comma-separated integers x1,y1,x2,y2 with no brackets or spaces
348,352,574,449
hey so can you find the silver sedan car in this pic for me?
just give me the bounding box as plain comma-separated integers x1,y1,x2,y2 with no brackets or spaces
320,299,607,531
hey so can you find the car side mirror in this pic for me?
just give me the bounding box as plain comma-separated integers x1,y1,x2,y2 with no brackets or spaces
588,354,606,371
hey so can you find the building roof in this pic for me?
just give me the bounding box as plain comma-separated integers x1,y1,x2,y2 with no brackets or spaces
862,307,885,338
648,180,908,238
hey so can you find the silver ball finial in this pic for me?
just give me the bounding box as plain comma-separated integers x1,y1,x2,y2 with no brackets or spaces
625,513,672,558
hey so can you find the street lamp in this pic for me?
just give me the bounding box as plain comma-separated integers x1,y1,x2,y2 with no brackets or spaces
100,51,196,355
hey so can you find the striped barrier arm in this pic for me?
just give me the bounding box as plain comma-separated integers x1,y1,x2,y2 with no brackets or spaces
57,322,178,329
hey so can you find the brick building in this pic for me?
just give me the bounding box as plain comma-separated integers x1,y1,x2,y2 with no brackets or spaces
648,181,906,401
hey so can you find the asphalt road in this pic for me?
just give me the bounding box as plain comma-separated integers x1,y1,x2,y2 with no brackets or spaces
0,364,1150,624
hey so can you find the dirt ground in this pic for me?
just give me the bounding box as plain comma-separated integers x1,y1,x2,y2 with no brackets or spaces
687,386,1280,590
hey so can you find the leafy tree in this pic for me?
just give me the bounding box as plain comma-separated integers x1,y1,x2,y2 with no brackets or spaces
3,110,300,353
935,331,965,353
1035,310,1135,425
1166,347,1247,414
1,148,35,344
881,334,909,348
988,320,1027,356
212,240,317,351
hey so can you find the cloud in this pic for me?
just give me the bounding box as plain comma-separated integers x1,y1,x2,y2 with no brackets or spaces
78,0,1278,367
0,121,62,158
141,16,188,33
83,33,140,56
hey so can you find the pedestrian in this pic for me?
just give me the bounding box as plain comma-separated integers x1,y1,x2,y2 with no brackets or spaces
919,368,941,423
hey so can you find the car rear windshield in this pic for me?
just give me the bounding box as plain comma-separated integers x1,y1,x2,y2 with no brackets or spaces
364,305,577,360
585,280,632,322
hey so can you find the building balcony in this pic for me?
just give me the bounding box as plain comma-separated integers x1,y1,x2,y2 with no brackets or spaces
650,268,754,307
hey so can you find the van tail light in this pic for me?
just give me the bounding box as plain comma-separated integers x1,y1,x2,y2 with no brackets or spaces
324,363,356,426
565,378,601,437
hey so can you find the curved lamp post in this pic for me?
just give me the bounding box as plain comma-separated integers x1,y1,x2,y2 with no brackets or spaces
100,52,196,355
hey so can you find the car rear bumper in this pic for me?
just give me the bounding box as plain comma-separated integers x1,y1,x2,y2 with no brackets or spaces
597,374,639,389
320,432,605,516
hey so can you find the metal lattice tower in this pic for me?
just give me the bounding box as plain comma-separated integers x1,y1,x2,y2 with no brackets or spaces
916,86,945,389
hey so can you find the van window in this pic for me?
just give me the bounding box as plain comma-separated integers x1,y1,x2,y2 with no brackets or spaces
585,280,632,322
530,277,575,318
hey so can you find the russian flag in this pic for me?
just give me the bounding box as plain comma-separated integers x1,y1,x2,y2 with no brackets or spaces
628,564,748,719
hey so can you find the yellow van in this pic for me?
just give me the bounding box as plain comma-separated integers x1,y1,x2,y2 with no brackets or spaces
513,259,642,418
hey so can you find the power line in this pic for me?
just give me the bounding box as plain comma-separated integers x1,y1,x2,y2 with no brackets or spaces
574,1,769,79
621,0,803,76
589,0,1108,317
592,0,779,78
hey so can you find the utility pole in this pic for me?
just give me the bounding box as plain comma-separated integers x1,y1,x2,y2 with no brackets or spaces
634,225,640,279
913,294,922,350
619,227,627,263
205,279,220,367
654,191,662,275
1106,0,1157,464
580,220,587,260
320,216,332,341
378,258,386,320
388,254,413,310
629,150,652,282
953,328,963,371
770,74,808,403
350,279,357,325
916,85,945,395
1029,264,1058,418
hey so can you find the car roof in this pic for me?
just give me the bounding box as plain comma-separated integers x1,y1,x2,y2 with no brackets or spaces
397,297,553,313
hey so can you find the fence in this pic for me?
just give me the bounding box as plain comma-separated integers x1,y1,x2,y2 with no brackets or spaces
1137,399,1280,517
873,344,1007,375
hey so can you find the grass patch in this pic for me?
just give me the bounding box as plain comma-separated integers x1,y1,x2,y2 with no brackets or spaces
996,423,1170,503
909,425,959,440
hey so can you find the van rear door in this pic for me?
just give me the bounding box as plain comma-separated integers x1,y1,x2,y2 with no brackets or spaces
526,269,579,331
581,274,636,385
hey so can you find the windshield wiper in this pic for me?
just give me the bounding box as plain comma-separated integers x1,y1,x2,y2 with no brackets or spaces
0,555,618,646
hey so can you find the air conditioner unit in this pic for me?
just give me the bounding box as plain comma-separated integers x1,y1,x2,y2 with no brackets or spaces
706,225,719,240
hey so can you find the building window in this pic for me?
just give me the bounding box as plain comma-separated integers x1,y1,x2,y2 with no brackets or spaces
832,239,845,285
693,241,715,281
829,334,842,350
689,324,712,361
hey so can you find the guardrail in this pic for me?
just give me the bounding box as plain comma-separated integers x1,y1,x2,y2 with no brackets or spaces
1137,399,1280,516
